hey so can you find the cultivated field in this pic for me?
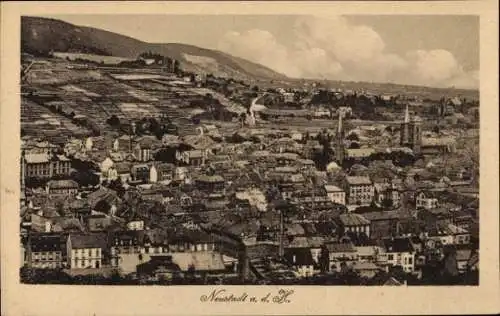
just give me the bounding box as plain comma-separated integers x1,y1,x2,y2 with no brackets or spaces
53,52,134,65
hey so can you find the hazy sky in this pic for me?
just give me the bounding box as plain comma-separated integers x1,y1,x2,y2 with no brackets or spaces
50,14,479,89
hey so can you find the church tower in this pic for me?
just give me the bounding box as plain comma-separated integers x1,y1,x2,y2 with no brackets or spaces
410,116,422,154
400,104,422,154
335,112,345,165
400,104,411,146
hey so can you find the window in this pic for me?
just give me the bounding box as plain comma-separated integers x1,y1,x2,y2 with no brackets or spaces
388,254,394,261
408,257,413,265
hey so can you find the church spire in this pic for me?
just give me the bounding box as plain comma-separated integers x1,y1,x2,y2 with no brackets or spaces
338,111,343,134
336,112,345,166
404,104,410,123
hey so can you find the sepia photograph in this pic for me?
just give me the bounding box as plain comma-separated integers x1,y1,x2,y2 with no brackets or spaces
1,1,499,315
17,13,481,286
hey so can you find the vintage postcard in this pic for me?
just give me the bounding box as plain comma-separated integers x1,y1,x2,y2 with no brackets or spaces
1,1,499,315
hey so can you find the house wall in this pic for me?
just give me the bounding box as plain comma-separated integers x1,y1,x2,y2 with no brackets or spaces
454,233,470,245
127,221,144,231
428,235,454,245
416,194,439,209
48,187,78,195
327,191,346,205
379,251,415,273
344,224,371,238
457,260,468,273
370,219,399,240
111,245,146,267
117,253,152,275
26,161,71,179
310,248,321,264
70,247,103,269
296,265,314,278
31,251,64,269
348,184,374,206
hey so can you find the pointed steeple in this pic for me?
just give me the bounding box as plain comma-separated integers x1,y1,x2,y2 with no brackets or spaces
404,104,410,123
338,112,343,134
336,112,345,165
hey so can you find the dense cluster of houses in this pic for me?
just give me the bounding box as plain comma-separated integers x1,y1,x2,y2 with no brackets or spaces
20,98,479,285
19,56,479,285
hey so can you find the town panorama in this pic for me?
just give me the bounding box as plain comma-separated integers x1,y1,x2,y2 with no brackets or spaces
19,16,479,286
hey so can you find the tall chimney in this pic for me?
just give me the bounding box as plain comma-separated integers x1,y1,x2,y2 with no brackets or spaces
278,208,284,258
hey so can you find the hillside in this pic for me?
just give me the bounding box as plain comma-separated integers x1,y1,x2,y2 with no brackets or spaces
21,16,288,81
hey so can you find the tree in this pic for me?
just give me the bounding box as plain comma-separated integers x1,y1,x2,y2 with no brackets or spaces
108,178,125,197
432,125,440,134
71,170,99,187
148,117,164,140
381,197,393,209
173,60,181,74
346,133,359,141
154,147,177,164
106,114,120,126
25,176,48,189
94,200,111,214
318,245,330,273
55,199,66,217
348,142,360,149
239,112,247,127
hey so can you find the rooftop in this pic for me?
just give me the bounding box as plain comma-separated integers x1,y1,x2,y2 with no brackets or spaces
324,185,344,192
47,179,79,189
69,233,107,249
346,176,372,186
196,174,224,183
24,152,50,164
339,213,370,226
382,237,414,253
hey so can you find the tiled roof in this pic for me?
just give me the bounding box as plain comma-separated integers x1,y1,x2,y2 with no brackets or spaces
362,209,414,221
56,154,71,162
187,150,204,158
30,234,65,252
114,162,132,174
25,153,50,164
346,176,372,185
69,233,107,249
339,213,370,226
382,237,414,253
346,148,376,158
422,137,455,147
197,174,224,183
285,223,305,236
324,185,343,192
47,180,79,189
286,236,325,248
326,242,356,253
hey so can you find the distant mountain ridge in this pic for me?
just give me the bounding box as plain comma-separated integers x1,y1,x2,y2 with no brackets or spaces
21,16,288,81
